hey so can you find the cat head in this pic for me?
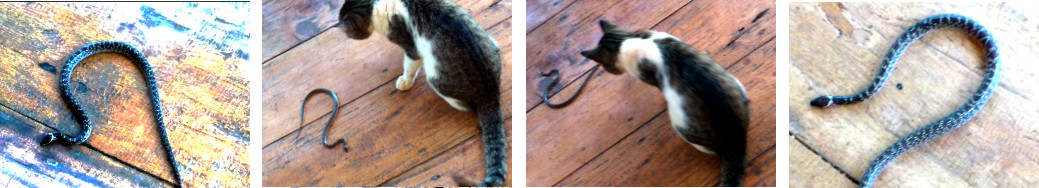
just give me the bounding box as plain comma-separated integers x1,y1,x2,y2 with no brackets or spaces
336,0,375,39
580,20,652,75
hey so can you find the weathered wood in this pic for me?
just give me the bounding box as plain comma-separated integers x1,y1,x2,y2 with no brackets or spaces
524,0,577,33
790,2,1039,187
261,0,512,147
790,138,858,187
525,67,665,186
261,0,343,62
261,9,513,187
552,39,777,187
526,0,776,186
0,102,173,188
261,0,511,62
262,70,512,186
554,115,724,186
0,3,250,187
379,118,513,186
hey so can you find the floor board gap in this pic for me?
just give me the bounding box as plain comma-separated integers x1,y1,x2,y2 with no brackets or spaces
793,135,861,185
551,110,666,186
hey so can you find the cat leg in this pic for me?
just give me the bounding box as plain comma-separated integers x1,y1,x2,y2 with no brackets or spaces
396,54,423,90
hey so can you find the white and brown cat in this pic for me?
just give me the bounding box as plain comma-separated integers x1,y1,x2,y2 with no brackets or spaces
336,0,506,186
581,20,749,187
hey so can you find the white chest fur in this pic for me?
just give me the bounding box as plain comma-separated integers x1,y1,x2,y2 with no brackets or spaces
416,37,439,79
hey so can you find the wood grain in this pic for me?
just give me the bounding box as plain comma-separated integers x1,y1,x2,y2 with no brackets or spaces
790,138,859,187
261,0,344,62
790,2,1039,187
524,0,576,33
379,118,513,186
261,0,512,147
525,0,775,186
262,68,512,186
260,0,513,186
0,3,250,187
0,105,173,188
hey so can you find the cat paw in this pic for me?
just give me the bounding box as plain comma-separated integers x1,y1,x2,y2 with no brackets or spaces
395,76,413,90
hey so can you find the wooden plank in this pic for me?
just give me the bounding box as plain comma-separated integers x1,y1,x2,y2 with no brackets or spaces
790,2,1039,187
524,0,691,111
553,39,776,187
553,116,724,186
261,0,512,147
379,118,513,186
524,0,577,33
261,74,512,186
261,0,343,62
0,103,173,187
261,0,511,62
525,66,664,186
525,0,775,185
789,138,858,187
0,3,250,187
261,20,513,186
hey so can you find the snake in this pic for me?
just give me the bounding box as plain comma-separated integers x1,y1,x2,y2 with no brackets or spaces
540,65,599,108
37,41,185,187
809,14,1000,188
299,88,348,152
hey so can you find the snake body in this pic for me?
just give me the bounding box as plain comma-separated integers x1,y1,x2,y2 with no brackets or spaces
38,41,184,187
540,65,598,108
809,14,1000,188
299,88,348,152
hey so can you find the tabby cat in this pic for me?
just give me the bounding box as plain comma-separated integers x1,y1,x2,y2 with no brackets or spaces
336,0,506,186
580,20,749,187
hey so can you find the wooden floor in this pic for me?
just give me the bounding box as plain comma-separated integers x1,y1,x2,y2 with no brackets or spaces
260,0,512,186
791,3,1039,187
0,2,251,187
525,0,776,186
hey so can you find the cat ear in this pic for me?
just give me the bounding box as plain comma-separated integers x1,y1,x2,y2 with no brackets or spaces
580,48,601,61
598,20,617,31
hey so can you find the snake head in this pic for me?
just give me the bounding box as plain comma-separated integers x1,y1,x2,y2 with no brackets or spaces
810,96,835,108
38,132,72,146
38,133,57,146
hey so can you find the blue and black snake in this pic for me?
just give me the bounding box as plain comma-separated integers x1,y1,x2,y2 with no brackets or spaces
37,41,185,187
809,14,1000,188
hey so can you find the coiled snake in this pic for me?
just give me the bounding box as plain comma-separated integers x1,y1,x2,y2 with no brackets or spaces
809,14,1000,188
37,41,185,187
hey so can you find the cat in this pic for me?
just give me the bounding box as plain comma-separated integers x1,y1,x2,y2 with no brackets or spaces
580,20,750,187
336,0,506,186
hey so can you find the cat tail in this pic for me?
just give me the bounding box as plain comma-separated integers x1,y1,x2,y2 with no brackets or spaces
719,148,745,187
475,102,507,187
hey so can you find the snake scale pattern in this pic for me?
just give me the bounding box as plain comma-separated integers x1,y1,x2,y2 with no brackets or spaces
809,14,1000,188
37,41,185,187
